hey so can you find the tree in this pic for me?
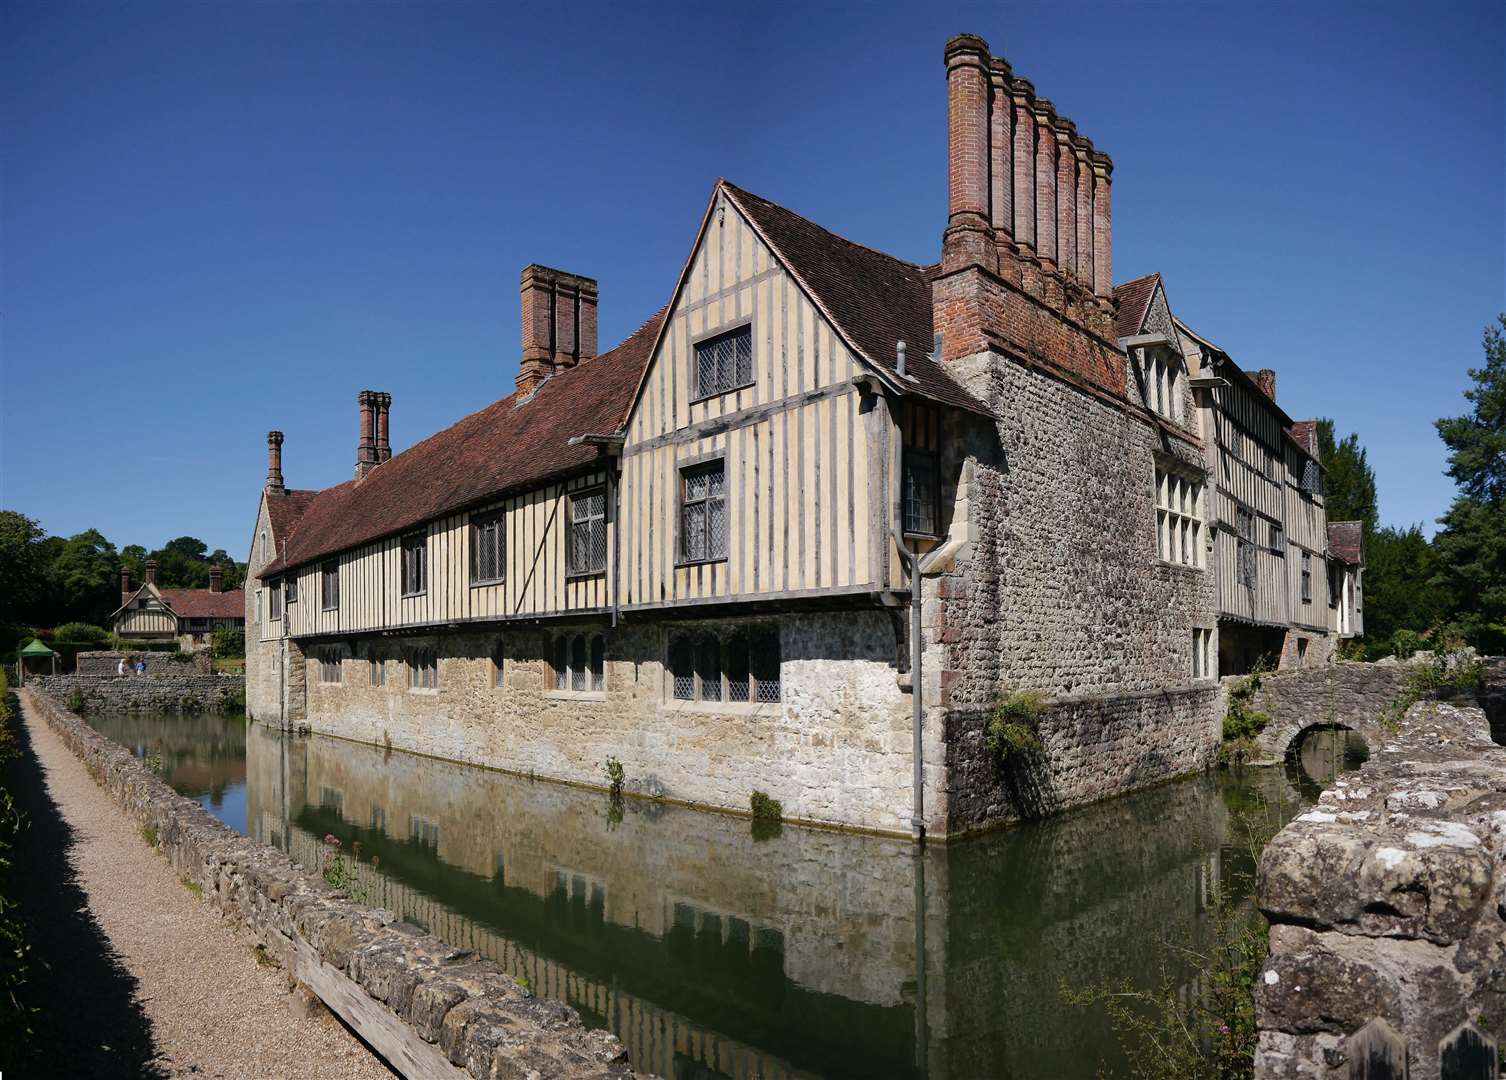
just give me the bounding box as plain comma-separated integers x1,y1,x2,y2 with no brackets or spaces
205,550,247,591
0,511,48,626
1316,419,1378,530
49,529,119,625
1363,525,1447,651
1431,314,1506,650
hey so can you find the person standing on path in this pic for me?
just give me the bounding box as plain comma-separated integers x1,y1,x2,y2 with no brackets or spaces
117,657,126,677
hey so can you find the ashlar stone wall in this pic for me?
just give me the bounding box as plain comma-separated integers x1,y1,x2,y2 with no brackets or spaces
296,610,922,837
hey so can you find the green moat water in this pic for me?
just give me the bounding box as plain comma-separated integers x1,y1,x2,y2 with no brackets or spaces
85,711,1365,1080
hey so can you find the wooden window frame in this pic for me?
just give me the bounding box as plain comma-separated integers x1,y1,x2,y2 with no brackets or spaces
1301,551,1313,605
285,574,298,605
401,532,428,597
566,489,608,579
677,458,727,567
690,323,755,403
321,560,339,611
269,578,284,621
470,509,506,587
902,447,941,539
1235,506,1258,588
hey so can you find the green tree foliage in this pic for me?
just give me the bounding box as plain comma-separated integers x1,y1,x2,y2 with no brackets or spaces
1431,315,1506,650
1316,419,1378,529
1363,525,1447,653
50,529,119,625
0,513,48,627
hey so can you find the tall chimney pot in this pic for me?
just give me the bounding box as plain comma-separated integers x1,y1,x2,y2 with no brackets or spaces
517,266,599,396
266,431,285,495
375,392,392,462
120,565,131,595
356,390,378,479
145,559,157,586
1254,369,1277,403
208,564,223,593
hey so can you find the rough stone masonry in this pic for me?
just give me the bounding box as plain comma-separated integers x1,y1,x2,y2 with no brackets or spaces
1255,670,1506,1079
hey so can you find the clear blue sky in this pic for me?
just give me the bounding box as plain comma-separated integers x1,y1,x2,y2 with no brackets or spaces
3,1,1502,556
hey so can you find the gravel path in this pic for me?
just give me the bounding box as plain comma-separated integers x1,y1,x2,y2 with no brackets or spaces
18,697,396,1079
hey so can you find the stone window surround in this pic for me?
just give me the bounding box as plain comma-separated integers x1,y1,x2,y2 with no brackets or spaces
550,631,606,694
1152,454,1206,571
665,622,781,706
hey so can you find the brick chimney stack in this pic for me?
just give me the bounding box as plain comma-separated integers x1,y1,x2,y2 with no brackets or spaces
145,559,157,586
266,431,285,496
120,565,130,595
941,34,996,273
375,392,392,462
209,564,223,593
1091,150,1113,300
356,390,377,479
517,265,599,396
1254,369,1277,403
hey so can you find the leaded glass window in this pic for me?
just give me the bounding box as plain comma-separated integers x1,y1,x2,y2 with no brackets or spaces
401,532,427,596
321,560,339,610
471,510,505,585
902,449,939,537
669,636,694,700
680,461,726,563
568,489,607,576
694,326,753,399
1236,507,1257,588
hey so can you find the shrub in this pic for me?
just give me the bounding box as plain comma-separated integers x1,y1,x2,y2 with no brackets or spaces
52,622,108,644
986,689,1047,764
210,625,244,659
604,756,624,799
66,688,86,714
1390,628,1427,660
750,790,783,822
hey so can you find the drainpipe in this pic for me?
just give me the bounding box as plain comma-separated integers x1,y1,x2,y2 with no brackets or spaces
894,532,946,842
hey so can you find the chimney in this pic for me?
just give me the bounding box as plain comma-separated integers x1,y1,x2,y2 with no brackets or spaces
988,57,1013,261
1010,77,1037,259
356,390,378,480
375,392,392,462
941,34,997,273
145,559,157,586
266,431,285,496
1033,99,1058,273
1074,140,1094,288
1254,369,1277,403
1091,150,1113,300
517,265,599,396
120,565,131,595
1053,115,1077,282
209,564,223,593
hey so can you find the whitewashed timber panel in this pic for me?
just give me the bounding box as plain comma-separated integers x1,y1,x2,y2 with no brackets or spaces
116,606,177,635
620,193,882,607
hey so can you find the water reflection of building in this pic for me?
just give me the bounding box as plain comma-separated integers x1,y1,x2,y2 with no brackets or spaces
86,711,247,806
245,724,1305,1080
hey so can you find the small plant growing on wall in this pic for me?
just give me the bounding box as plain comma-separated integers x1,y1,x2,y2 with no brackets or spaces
604,757,624,799
986,689,1047,765
750,790,783,841
66,688,86,714
320,834,365,902
1218,663,1271,767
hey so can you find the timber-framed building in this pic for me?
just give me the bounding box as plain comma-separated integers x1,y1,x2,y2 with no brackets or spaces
247,33,1361,837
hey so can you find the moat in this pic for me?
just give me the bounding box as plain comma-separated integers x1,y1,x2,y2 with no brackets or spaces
86,710,1364,1080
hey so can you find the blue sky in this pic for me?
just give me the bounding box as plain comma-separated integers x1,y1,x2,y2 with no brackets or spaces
3,1,1502,556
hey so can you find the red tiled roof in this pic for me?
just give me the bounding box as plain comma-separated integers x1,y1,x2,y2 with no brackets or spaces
1289,419,1319,458
1112,273,1160,341
266,488,317,545
1327,521,1364,565
119,588,245,619
262,308,666,576
720,182,986,415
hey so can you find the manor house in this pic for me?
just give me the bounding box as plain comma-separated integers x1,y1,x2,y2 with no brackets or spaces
246,33,1362,838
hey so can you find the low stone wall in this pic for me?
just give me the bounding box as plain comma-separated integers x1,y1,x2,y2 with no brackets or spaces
1254,691,1506,1079
943,684,1222,832
1244,660,1420,761
76,650,212,676
20,688,643,1080
30,674,243,714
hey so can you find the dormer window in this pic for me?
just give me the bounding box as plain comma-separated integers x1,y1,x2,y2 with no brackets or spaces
1140,349,1183,422
693,325,753,400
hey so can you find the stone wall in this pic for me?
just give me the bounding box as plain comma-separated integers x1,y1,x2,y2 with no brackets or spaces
20,688,643,1080
929,350,1222,832
1245,660,1422,761
1255,690,1506,1079
75,650,211,676
294,610,922,837
30,674,244,714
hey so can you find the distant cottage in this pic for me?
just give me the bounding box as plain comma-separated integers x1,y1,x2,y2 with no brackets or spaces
247,33,1363,839
112,559,245,651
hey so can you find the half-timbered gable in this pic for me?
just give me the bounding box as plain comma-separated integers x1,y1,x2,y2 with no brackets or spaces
111,563,244,650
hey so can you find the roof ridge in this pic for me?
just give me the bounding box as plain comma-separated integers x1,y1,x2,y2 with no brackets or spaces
719,180,930,274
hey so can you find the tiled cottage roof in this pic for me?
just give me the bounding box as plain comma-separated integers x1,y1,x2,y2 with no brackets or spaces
1327,521,1364,565
116,586,245,620
1289,419,1320,458
261,308,666,576
266,488,317,545
720,182,986,415
1112,273,1160,341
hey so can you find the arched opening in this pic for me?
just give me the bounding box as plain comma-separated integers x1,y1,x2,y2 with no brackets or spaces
1286,724,1368,791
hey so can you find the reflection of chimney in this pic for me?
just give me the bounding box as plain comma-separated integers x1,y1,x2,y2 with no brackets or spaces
209,564,223,593
1254,369,1277,403
266,431,285,495
145,559,157,586
375,392,391,462
120,565,131,594
517,266,599,396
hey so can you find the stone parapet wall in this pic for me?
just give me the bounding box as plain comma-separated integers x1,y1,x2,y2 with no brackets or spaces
75,650,212,676
943,684,1222,833
21,688,644,1080
1255,690,1506,1079
30,674,244,714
